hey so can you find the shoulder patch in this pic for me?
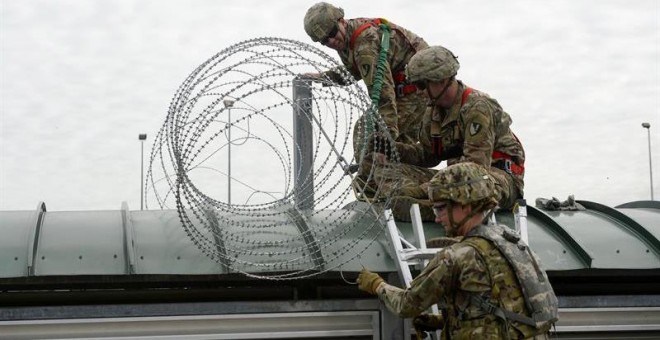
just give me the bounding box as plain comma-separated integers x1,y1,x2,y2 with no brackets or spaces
465,113,489,142
469,122,482,136
361,63,371,78
356,54,376,86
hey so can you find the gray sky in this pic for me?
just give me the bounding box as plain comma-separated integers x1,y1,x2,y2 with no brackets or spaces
1,0,659,211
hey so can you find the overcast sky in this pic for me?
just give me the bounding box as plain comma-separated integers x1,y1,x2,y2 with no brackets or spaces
1,0,658,212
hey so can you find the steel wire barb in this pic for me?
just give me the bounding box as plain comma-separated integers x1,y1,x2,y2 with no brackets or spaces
145,37,404,280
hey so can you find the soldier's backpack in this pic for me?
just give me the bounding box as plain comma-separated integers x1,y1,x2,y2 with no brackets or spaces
463,224,559,331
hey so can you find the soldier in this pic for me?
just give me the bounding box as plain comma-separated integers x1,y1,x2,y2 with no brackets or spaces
398,45,525,210
357,162,558,339
302,2,429,198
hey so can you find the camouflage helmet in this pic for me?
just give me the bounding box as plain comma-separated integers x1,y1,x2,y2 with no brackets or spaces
427,162,496,205
405,46,460,83
304,2,344,42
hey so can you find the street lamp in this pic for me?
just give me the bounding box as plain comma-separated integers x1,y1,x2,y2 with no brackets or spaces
223,99,235,205
139,134,147,210
642,122,654,200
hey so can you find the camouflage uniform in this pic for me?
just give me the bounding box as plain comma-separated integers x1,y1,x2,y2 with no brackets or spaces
303,3,429,173
370,163,437,221
359,163,556,339
377,229,552,339
323,17,429,147
395,80,525,209
377,46,525,212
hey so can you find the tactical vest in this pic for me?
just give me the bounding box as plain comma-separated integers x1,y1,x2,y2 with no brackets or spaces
463,224,559,332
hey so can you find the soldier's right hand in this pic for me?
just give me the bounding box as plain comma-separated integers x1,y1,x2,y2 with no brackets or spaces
413,313,443,332
299,72,323,81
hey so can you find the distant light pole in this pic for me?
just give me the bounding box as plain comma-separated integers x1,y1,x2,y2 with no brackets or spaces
139,133,147,210
223,99,235,205
642,122,654,200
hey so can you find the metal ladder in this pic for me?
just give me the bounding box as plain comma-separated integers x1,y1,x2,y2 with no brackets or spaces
383,204,441,340
383,199,529,339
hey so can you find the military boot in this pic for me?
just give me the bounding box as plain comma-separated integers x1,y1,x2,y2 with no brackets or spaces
389,196,436,222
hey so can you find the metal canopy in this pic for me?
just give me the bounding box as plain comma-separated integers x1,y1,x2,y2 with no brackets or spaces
0,200,658,279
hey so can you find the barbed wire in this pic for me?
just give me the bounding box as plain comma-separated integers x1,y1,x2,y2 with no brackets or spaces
145,37,403,280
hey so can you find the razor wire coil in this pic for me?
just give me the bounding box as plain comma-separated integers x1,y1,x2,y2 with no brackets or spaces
145,37,403,280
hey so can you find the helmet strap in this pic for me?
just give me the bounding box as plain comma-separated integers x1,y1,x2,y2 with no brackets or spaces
338,19,349,51
482,203,498,225
446,201,459,237
427,76,455,108
447,201,487,236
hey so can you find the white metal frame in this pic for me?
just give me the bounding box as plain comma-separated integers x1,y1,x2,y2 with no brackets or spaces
384,204,441,339
0,311,380,340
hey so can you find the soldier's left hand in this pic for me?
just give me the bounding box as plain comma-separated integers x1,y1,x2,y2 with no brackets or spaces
373,152,388,165
357,268,384,295
299,72,323,81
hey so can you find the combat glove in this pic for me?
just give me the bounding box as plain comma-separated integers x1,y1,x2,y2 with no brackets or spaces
357,268,384,295
413,313,443,339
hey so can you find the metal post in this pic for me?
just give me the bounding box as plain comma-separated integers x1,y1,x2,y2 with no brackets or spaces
224,99,235,205
138,134,147,210
293,78,314,210
642,122,654,200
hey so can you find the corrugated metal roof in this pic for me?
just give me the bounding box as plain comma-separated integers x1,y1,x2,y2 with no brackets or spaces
0,200,658,279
